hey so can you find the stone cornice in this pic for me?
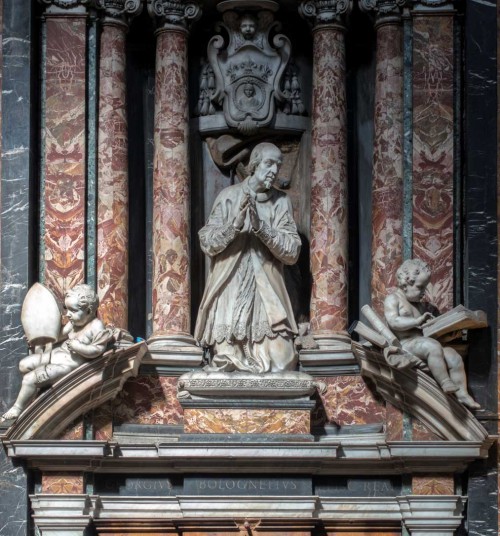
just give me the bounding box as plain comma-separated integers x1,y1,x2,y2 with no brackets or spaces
147,0,202,32
299,0,353,30
38,0,89,14
5,437,492,473
95,0,143,26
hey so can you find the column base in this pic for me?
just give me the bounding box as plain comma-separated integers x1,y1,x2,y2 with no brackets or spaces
146,333,204,367
299,332,356,374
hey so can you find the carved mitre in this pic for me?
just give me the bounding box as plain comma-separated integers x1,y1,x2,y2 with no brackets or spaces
21,283,62,346
208,0,291,135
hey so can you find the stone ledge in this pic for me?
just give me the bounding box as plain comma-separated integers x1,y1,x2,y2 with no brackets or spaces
7,438,491,474
30,494,466,535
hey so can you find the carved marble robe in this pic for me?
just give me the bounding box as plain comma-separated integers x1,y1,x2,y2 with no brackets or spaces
194,178,301,373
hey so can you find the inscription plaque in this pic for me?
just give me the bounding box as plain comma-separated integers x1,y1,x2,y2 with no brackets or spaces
315,476,402,498
94,474,183,496
184,474,312,496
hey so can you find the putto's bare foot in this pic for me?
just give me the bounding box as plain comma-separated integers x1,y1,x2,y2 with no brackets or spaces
440,378,459,393
456,390,481,410
1,405,23,421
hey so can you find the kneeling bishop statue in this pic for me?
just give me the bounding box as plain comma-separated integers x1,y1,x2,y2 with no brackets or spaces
194,142,301,373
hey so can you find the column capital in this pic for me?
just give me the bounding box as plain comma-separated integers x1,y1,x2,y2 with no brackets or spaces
95,0,143,26
299,0,353,29
39,0,89,14
147,0,202,32
359,0,408,24
412,0,456,13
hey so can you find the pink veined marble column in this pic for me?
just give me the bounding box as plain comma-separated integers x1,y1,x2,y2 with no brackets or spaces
147,2,203,362
300,1,352,354
96,1,142,329
367,8,405,314
97,20,129,329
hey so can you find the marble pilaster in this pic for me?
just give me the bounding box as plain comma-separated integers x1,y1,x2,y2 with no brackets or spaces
41,1,88,301
96,1,141,328
147,1,203,364
360,1,406,314
0,0,34,531
299,0,353,359
412,2,454,312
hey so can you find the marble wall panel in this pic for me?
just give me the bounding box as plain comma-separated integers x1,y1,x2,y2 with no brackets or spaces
44,16,87,300
385,403,404,442
184,409,310,434
313,376,385,428
0,0,33,531
309,28,348,334
371,23,404,313
412,15,454,312
411,418,441,441
97,24,128,328
113,376,183,426
151,30,191,335
412,474,454,495
93,400,114,441
57,417,84,440
41,473,84,494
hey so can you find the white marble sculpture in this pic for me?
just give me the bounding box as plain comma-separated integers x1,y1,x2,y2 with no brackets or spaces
384,259,480,409
1,283,113,421
194,142,301,373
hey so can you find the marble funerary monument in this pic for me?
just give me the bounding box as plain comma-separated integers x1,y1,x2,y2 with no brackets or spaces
0,0,498,535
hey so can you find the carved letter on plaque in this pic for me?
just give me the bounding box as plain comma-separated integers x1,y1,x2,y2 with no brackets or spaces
207,1,291,135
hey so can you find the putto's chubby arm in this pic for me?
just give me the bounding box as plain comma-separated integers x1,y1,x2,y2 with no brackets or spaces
66,318,109,359
253,195,301,265
199,191,240,258
384,293,431,331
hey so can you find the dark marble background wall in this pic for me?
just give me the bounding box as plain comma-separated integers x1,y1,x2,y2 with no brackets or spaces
0,0,35,533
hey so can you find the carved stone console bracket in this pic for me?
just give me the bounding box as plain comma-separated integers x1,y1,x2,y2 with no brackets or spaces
1,342,147,441
353,342,489,442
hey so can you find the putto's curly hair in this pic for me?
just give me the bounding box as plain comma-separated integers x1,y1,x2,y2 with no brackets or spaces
396,259,431,289
65,284,99,315
246,142,282,176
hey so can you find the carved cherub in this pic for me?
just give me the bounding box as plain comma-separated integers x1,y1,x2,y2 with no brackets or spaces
384,259,480,409
1,284,113,421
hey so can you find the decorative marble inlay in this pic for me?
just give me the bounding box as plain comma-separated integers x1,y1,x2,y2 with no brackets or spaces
114,376,183,426
385,402,404,441
308,27,349,334
370,21,404,313
313,376,385,427
184,409,310,434
151,30,192,336
44,16,87,300
41,473,84,494
412,475,454,495
412,14,454,312
412,418,442,441
97,23,129,328
57,417,84,440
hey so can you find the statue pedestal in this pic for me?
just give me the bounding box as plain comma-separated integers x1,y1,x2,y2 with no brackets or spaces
177,371,319,436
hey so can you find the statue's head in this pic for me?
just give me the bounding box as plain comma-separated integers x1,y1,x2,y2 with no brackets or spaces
240,14,257,40
64,284,99,326
396,259,431,302
247,143,282,192
243,83,255,97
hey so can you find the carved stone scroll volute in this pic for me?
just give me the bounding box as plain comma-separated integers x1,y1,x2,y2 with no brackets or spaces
207,1,291,135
